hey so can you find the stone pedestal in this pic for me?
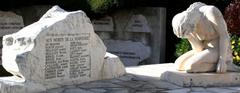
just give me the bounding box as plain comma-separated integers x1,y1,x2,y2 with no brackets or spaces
161,71,240,87
126,63,240,87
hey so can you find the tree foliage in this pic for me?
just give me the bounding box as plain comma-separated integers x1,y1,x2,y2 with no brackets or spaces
88,0,118,13
231,34,240,66
224,0,240,35
175,39,191,57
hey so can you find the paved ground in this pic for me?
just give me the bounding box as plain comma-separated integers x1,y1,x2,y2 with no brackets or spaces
46,73,240,93
2,64,240,93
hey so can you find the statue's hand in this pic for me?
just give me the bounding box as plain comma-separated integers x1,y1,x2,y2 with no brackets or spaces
216,60,227,73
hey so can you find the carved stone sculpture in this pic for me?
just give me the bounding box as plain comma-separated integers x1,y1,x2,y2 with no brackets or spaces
172,2,233,73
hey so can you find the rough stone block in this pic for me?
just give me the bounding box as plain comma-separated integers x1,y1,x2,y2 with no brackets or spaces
102,52,126,79
0,5,126,93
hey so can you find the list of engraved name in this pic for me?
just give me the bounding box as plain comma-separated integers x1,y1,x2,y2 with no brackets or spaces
45,33,90,79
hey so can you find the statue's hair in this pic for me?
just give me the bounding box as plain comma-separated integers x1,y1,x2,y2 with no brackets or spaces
172,2,206,37
184,2,206,28
186,2,206,12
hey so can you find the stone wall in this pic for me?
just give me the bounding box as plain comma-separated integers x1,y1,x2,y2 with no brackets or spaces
13,5,52,26
93,7,166,66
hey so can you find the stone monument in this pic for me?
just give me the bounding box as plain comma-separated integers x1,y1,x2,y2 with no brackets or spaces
0,6,125,93
0,11,24,63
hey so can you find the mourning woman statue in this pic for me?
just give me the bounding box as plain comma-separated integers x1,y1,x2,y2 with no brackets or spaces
172,2,234,73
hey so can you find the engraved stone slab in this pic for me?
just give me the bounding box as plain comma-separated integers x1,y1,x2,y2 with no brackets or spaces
104,40,151,66
0,11,24,36
1,6,125,90
125,14,151,33
0,11,24,63
92,16,113,32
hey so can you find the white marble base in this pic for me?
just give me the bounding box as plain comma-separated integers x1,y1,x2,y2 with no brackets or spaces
162,71,240,87
126,63,240,87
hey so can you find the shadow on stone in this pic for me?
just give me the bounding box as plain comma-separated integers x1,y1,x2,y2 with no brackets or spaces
0,65,11,76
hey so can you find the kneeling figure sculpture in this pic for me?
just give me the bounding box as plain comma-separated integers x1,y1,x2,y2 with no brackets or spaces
172,2,233,73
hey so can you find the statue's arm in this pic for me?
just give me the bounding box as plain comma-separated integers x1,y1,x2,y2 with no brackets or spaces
204,6,229,73
187,33,204,52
